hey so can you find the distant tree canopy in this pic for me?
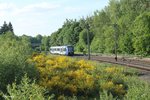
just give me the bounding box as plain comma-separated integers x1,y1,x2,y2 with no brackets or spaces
0,21,14,34
49,18,94,52
49,0,150,56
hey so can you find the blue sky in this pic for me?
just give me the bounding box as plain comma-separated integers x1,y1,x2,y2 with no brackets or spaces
0,0,109,36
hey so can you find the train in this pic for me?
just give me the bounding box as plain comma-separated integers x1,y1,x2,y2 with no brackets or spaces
50,45,74,56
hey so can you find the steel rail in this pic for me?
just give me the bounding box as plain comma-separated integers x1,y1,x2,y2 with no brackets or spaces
91,58,150,71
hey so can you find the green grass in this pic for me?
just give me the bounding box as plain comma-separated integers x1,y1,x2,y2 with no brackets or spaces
95,62,150,100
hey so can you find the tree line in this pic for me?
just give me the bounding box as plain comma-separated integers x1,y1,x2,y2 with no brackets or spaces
49,0,150,56
0,21,14,34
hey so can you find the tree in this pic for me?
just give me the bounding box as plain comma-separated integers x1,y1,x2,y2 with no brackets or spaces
119,32,134,54
132,12,150,56
8,22,14,33
35,34,42,43
91,10,110,53
41,36,50,51
0,21,9,34
0,21,14,35
48,0,150,56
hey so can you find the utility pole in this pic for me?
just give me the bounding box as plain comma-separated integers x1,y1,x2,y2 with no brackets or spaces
84,18,91,60
87,26,90,60
113,23,118,61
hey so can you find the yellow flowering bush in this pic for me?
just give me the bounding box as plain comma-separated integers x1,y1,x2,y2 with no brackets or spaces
105,67,123,73
30,54,97,98
97,66,128,99
30,54,128,99
101,81,114,90
101,80,127,98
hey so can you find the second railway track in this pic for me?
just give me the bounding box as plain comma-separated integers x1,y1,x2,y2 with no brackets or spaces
74,55,150,71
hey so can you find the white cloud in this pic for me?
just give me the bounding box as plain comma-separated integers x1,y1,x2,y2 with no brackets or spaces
0,12,4,17
64,6,84,13
0,3,16,11
0,3,16,16
0,2,61,16
0,2,62,36
0,1,109,36
13,2,61,15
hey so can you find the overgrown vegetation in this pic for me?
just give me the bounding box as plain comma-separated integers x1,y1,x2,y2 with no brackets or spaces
0,32,39,92
28,54,150,99
0,49,150,99
2,75,48,100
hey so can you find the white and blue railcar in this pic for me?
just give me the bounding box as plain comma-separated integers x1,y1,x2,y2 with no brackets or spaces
50,45,74,56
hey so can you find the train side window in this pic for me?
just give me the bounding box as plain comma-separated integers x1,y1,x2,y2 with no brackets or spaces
60,48,63,52
63,48,66,51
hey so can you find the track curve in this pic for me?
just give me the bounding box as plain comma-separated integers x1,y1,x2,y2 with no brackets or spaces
73,54,150,71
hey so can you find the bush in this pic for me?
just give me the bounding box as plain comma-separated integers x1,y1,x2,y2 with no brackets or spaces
0,33,39,92
28,54,150,99
30,54,129,99
1,75,53,100
30,54,99,98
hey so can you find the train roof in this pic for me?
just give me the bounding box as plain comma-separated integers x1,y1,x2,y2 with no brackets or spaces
50,45,73,48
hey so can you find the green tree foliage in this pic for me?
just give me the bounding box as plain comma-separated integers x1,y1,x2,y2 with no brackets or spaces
0,32,39,92
49,18,94,52
8,22,14,33
132,12,150,56
43,0,149,56
36,34,43,43
49,31,60,46
0,21,14,34
30,34,43,44
41,36,50,51
119,32,134,54
50,19,82,47
76,29,87,52
19,34,43,51
91,10,111,53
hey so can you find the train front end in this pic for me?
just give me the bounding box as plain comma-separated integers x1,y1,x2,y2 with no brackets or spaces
66,46,74,56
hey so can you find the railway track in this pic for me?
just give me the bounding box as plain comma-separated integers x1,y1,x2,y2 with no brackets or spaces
74,54,150,71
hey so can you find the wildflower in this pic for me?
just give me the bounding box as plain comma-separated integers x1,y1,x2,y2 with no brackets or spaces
105,67,120,73
114,84,126,95
101,81,114,90
46,59,55,65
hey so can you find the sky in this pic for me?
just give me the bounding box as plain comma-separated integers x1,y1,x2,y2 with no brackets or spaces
0,0,109,36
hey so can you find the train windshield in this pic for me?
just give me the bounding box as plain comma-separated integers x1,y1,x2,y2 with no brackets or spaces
67,46,74,51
